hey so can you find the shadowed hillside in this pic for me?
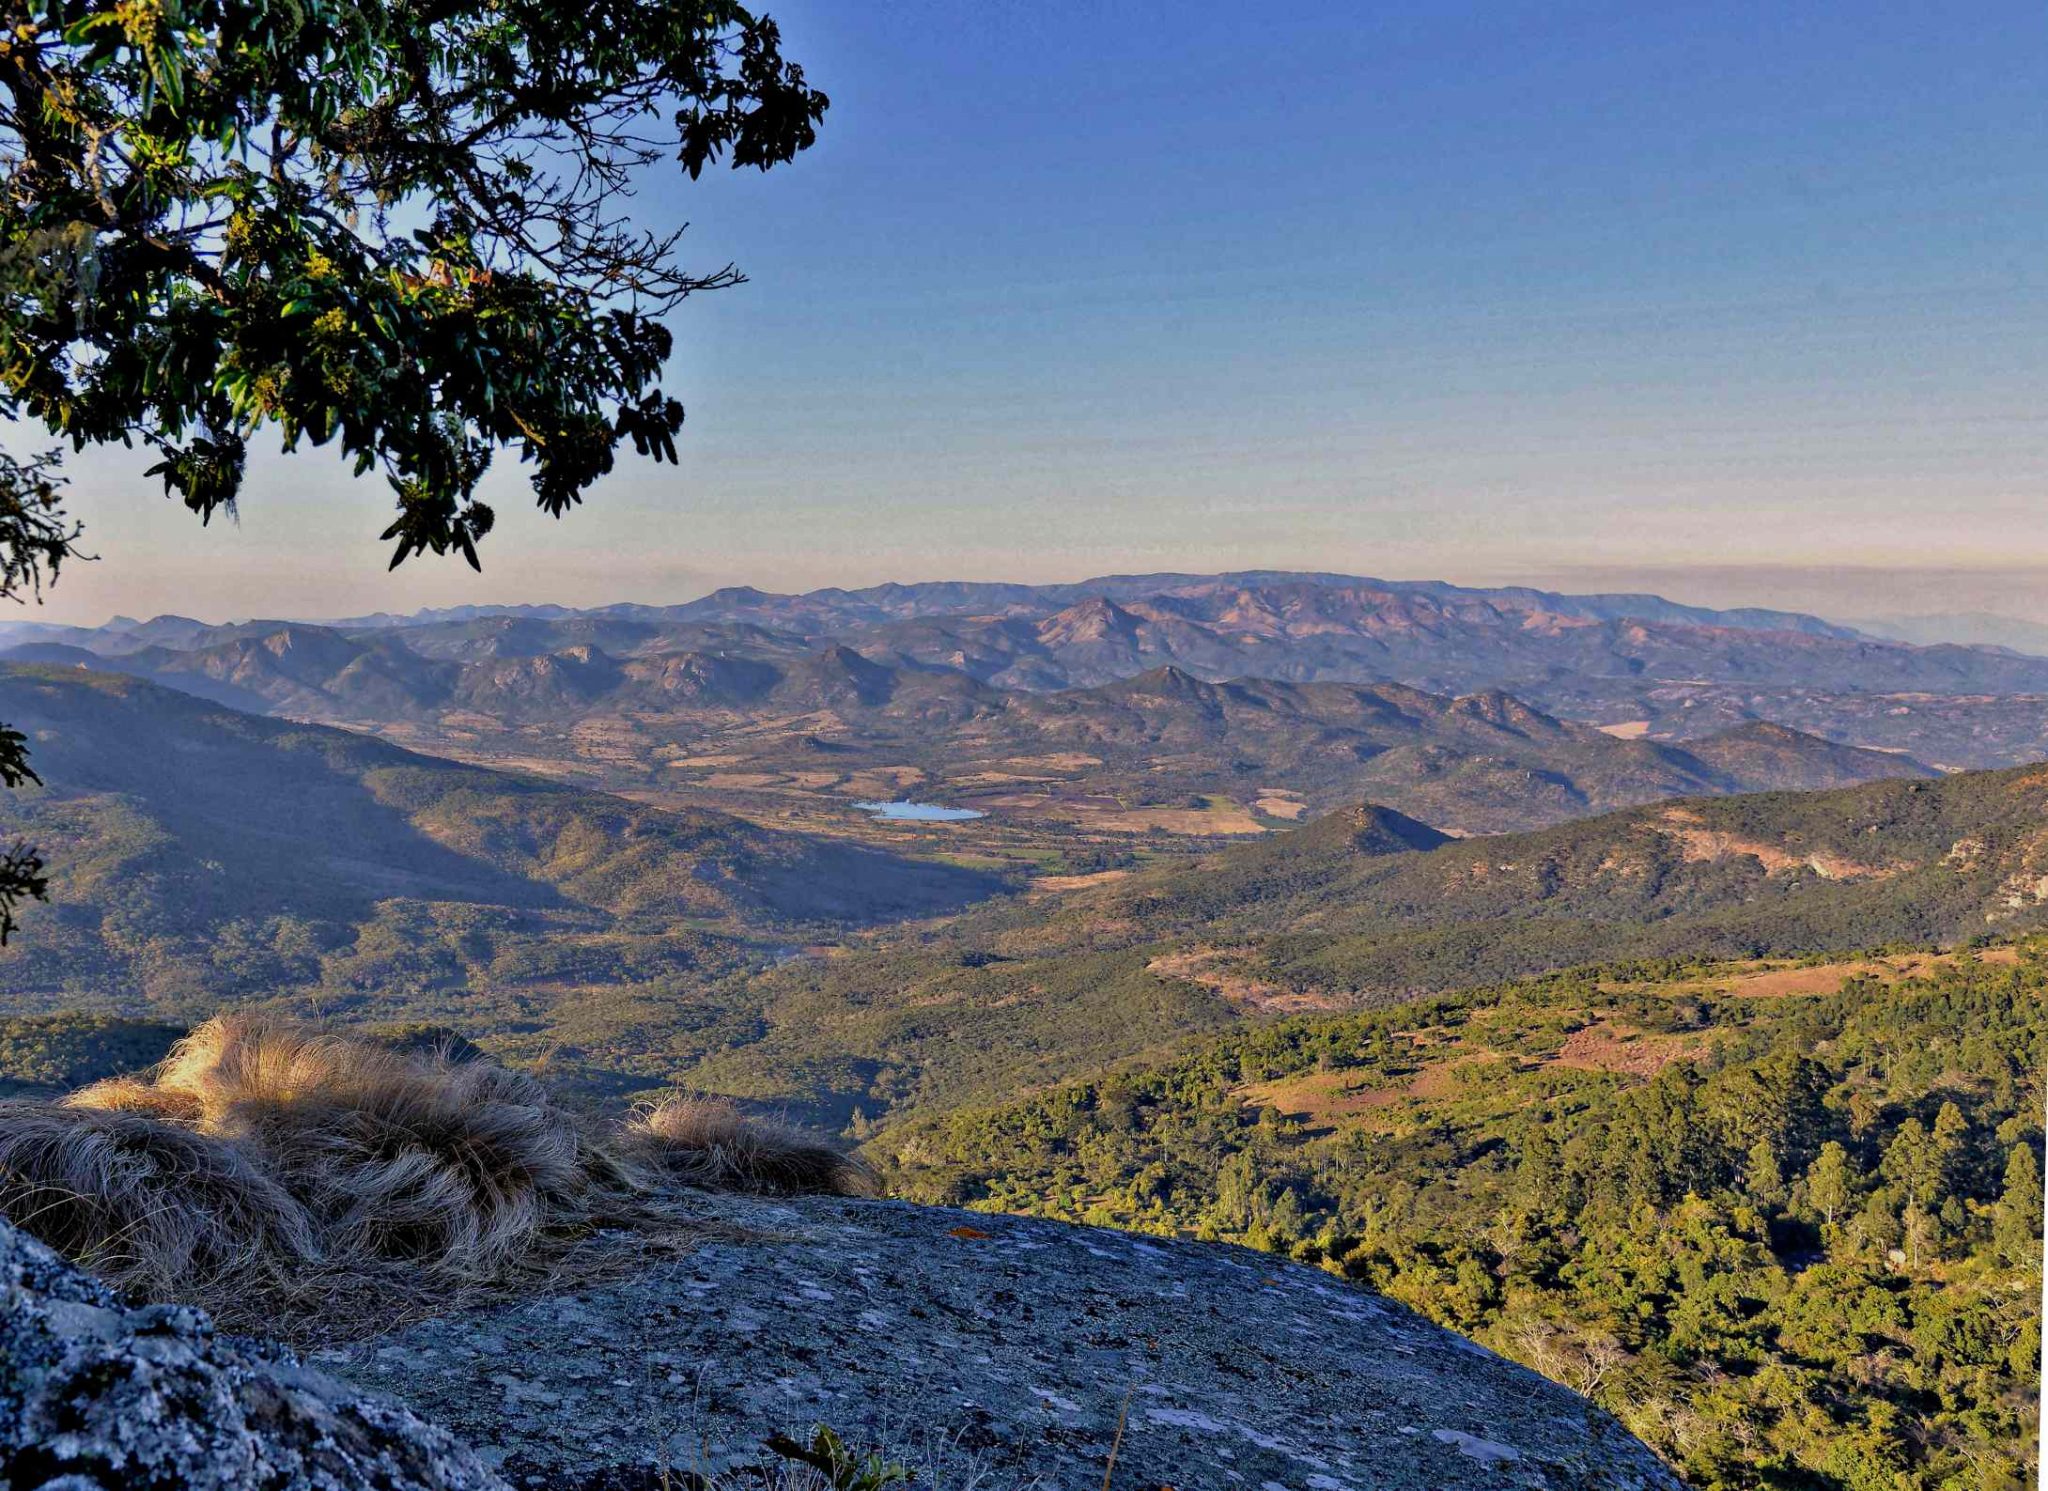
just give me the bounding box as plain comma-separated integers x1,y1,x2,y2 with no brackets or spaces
0,666,1004,1017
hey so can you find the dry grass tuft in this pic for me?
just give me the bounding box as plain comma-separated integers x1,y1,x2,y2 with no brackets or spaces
0,1014,864,1341
0,1099,317,1298
123,1014,593,1277
621,1095,875,1199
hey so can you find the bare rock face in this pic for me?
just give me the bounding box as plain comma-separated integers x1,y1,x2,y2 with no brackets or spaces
328,1197,1683,1491
0,1218,508,1491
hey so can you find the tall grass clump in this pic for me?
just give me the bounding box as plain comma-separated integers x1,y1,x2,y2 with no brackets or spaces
620,1095,874,1199
0,1101,316,1298
0,1014,865,1339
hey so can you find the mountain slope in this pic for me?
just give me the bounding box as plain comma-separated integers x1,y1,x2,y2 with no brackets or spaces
1103,767,2048,998
0,666,1004,1013
671,763,2048,1127
978,668,1933,831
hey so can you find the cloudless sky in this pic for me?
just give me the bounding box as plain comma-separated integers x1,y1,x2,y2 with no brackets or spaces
33,0,2048,623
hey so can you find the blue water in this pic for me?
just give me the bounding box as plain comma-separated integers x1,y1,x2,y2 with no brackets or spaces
855,800,987,822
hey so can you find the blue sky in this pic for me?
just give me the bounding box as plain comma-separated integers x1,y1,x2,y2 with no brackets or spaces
38,0,2048,622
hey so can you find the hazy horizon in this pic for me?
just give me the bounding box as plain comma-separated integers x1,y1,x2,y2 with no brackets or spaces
20,553,2048,633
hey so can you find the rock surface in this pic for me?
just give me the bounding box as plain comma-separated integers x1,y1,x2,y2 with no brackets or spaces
329,1196,1683,1491
0,1217,508,1491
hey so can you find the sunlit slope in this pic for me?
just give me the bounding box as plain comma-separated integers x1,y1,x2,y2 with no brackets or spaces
878,948,2046,1491
684,769,2048,1123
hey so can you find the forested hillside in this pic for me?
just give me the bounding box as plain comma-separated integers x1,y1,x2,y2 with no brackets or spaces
679,771,2048,1126
886,948,2046,1491
1081,767,2048,1001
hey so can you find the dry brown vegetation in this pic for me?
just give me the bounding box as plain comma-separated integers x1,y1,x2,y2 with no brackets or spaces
1548,1020,1705,1077
620,1095,871,1198
0,1015,868,1341
1698,944,2019,998
1147,946,1350,1013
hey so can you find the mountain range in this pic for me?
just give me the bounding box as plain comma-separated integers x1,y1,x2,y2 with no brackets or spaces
4,652,2047,1127
6,627,1939,836
10,574,2048,770
10,570,2048,840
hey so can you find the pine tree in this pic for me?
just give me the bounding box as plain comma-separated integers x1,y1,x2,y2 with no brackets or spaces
1745,1138,1786,1207
1882,1118,1943,1209
1993,1143,2043,1269
1806,1140,1856,1229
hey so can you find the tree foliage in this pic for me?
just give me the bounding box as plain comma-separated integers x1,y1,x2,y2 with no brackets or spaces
0,0,823,932
1,0,823,561
0,445,77,937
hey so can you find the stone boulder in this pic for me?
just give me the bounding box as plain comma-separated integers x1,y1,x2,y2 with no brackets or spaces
0,1217,508,1491
329,1196,1683,1491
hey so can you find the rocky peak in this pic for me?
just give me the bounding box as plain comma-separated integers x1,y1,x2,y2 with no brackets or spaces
1447,688,1558,735
1116,662,1213,699
1309,801,1454,856
1035,595,1142,647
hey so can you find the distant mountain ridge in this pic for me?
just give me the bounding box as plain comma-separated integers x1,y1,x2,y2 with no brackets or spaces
310,571,1860,638
0,569,1868,650
649,571,1869,639
11,571,2048,774
4,619,1938,832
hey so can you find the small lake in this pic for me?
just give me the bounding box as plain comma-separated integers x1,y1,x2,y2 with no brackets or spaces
854,800,987,822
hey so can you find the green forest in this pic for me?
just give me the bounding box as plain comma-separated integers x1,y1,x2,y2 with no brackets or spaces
886,947,2046,1490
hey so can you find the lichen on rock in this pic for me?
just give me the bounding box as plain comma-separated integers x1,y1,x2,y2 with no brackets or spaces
0,1216,508,1491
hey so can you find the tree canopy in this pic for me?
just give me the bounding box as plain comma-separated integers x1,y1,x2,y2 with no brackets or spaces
888,953,2046,1490
0,0,827,932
